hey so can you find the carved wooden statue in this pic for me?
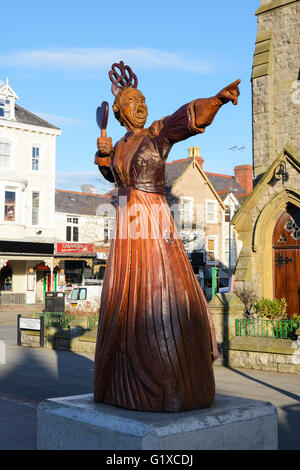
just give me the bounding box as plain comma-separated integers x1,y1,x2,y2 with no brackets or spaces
94,61,240,412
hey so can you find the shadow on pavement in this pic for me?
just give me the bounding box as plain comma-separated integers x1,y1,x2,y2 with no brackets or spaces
0,339,94,403
228,366,300,450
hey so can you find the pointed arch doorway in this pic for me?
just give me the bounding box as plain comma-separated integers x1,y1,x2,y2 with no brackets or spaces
273,204,300,316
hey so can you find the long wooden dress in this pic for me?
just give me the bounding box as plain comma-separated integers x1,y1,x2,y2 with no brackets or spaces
94,97,221,412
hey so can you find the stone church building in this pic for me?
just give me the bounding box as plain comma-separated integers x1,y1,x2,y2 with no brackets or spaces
232,0,300,315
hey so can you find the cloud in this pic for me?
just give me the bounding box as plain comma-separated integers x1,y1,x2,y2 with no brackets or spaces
32,111,85,127
56,170,114,194
0,47,214,74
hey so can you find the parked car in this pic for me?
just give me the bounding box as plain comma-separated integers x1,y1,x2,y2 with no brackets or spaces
69,282,103,315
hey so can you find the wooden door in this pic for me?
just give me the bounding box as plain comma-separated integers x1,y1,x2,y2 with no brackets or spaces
273,206,300,316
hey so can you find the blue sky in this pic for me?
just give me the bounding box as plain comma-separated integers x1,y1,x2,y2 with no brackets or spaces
1,0,260,193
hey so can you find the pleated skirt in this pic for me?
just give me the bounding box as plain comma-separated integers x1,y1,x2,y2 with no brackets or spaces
94,187,218,412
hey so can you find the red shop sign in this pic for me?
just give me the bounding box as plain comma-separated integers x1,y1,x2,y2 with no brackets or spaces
56,243,94,254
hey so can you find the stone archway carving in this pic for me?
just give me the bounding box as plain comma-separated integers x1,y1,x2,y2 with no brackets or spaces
252,189,300,299
253,189,300,252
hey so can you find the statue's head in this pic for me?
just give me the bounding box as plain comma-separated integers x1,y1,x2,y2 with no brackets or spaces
113,87,148,130
109,61,147,130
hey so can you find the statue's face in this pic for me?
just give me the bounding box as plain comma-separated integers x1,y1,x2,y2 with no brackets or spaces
120,88,148,129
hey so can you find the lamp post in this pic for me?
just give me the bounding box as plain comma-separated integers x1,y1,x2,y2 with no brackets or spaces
228,188,237,290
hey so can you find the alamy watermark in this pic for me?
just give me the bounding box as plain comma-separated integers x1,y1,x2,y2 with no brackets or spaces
291,80,300,105
95,196,206,242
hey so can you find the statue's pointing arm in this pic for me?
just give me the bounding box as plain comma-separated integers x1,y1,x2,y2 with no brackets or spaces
161,79,241,146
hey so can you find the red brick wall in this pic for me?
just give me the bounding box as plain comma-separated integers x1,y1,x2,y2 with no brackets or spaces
234,165,253,194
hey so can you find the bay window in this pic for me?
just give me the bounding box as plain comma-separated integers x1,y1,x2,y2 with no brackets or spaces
4,190,16,221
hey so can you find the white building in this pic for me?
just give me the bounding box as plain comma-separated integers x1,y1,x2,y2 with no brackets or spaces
0,79,61,306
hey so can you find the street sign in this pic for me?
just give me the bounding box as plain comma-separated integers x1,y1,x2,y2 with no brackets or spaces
17,315,45,348
19,317,41,330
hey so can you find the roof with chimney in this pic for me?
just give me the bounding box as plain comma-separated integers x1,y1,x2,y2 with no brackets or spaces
165,154,252,203
165,157,197,192
56,150,252,214
205,172,248,200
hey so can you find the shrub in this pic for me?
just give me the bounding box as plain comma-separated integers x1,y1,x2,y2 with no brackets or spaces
235,286,258,317
290,313,300,322
254,297,287,320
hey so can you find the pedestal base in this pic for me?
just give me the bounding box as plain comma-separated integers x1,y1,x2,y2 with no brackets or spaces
37,393,277,450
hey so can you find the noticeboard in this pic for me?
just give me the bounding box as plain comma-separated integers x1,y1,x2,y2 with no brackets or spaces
17,315,44,348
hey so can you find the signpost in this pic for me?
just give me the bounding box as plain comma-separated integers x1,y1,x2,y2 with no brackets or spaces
17,314,45,348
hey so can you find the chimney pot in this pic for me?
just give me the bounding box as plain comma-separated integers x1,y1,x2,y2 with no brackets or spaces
189,147,200,158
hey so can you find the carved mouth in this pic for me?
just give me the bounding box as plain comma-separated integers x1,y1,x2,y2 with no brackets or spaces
135,106,147,121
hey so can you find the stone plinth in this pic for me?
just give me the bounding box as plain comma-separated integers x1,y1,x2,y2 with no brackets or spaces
37,393,278,450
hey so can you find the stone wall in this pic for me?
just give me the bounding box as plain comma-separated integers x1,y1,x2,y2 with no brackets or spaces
253,0,300,181
229,335,300,374
232,1,300,300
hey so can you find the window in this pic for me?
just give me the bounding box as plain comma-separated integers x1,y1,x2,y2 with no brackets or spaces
102,211,115,243
70,288,86,301
225,238,230,264
103,211,110,243
206,237,217,263
4,191,16,221
181,197,193,230
66,217,79,241
0,142,11,167
0,99,11,119
207,239,215,262
225,206,230,223
79,288,87,300
225,236,237,267
71,288,79,301
32,192,40,225
206,200,217,223
32,147,39,171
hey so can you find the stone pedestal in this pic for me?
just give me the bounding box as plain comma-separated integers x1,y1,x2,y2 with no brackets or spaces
37,393,277,450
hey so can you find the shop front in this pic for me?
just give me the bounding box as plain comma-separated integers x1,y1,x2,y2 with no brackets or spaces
0,239,54,306
54,242,95,292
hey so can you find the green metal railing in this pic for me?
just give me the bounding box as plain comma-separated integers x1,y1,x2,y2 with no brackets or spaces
235,318,300,339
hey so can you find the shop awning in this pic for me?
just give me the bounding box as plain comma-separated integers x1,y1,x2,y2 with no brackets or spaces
0,240,54,255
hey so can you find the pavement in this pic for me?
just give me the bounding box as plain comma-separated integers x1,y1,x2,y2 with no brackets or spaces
0,311,300,450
